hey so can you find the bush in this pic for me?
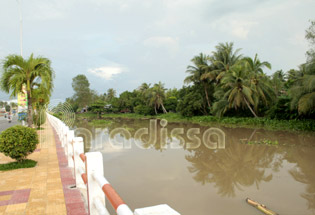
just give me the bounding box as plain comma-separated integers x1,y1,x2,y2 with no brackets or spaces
134,105,154,115
0,125,39,162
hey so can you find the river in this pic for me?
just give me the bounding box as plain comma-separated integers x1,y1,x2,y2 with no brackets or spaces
74,117,315,215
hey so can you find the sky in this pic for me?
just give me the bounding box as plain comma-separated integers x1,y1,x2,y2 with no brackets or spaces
0,0,314,101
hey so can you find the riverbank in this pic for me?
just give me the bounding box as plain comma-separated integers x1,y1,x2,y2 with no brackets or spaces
75,112,315,132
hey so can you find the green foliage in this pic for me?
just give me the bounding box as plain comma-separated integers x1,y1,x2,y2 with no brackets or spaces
266,96,299,120
288,63,315,115
1,54,54,127
134,105,154,115
5,105,10,112
88,100,106,118
71,74,92,108
0,159,37,171
0,126,39,162
164,96,178,112
33,110,47,129
176,85,206,117
67,34,315,128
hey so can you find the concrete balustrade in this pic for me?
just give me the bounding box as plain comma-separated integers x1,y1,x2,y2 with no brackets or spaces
46,113,181,215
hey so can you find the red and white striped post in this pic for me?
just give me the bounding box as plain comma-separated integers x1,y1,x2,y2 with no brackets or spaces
85,152,108,215
86,152,133,215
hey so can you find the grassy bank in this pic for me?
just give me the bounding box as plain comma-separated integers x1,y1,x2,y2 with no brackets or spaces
0,159,37,171
75,112,315,131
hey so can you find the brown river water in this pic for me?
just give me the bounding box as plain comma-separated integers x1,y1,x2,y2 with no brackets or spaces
74,118,315,215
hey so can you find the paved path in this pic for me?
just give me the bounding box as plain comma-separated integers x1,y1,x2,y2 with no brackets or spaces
0,121,87,215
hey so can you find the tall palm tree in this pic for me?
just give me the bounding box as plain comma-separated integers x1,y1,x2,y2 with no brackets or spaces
106,88,116,102
213,66,258,117
208,42,243,81
149,82,167,114
184,53,212,110
271,70,286,96
1,54,54,127
244,54,275,110
244,54,271,74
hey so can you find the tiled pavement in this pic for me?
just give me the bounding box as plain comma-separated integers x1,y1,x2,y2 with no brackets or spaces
0,121,88,215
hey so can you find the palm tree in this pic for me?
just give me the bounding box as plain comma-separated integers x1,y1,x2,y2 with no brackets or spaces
149,82,167,114
208,42,243,81
138,83,151,96
1,54,54,127
213,65,258,117
244,54,271,74
184,53,212,110
271,70,286,96
244,54,275,110
106,88,116,102
289,62,315,115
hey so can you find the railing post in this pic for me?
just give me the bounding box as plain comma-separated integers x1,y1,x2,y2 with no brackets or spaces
73,137,85,189
63,126,69,153
85,152,106,215
67,130,75,168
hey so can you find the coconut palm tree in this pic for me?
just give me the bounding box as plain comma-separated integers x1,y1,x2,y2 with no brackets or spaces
271,70,286,96
106,88,116,102
289,61,315,115
244,54,271,74
208,42,243,81
244,54,275,110
184,53,212,110
149,82,167,114
213,65,258,117
1,54,54,127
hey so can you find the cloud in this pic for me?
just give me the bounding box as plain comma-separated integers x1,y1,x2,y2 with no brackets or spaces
88,66,125,80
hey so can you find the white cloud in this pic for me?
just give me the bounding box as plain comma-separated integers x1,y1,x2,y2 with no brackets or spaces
88,66,125,80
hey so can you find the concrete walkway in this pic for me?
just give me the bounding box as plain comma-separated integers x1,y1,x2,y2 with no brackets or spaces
0,121,87,215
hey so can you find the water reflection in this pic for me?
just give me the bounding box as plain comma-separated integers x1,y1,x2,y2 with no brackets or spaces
73,117,315,214
186,143,278,197
286,147,315,213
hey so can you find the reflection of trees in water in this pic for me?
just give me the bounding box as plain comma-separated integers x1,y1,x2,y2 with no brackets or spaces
74,117,315,202
286,147,315,212
186,141,281,197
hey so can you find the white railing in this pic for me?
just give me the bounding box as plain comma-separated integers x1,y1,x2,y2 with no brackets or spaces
47,113,181,215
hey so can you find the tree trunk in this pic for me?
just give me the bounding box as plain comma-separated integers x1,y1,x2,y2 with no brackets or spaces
27,90,33,127
204,83,211,110
244,97,258,118
154,103,157,115
161,103,167,114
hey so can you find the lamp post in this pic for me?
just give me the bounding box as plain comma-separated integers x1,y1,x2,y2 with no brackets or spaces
16,0,25,125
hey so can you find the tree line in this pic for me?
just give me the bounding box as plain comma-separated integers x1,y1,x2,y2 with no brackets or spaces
66,21,315,120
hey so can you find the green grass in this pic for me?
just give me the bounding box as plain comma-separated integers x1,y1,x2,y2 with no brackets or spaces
0,159,37,171
76,112,315,132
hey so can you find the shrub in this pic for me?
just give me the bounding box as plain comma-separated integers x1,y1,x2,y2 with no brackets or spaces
134,105,154,115
0,125,39,162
